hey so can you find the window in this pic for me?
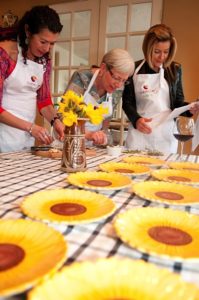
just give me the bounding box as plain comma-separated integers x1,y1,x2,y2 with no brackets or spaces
51,0,162,105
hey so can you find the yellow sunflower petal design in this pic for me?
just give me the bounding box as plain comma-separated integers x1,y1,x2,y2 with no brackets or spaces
132,181,199,205
21,189,116,224
169,161,199,172
28,257,199,300
0,219,67,297
99,162,151,176
123,155,165,166
114,207,199,260
151,169,199,185
67,171,132,190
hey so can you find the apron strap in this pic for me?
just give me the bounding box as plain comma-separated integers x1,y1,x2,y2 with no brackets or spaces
134,59,146,75
84,69,100,97
159,65,165,88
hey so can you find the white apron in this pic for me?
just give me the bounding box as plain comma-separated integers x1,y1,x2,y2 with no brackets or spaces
0,46,44,152
126,60,177,154
84,69,113,132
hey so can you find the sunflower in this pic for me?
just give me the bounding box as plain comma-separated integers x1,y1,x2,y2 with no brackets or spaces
67,171,132,190
132,181,199,205
123,155,165,166
85,103,108,125
21,189,116,225
151,169,199,185
0,219,67,297
28,258,199,300
114,207,199,260
168,161,199,172
99,162,151,176
58,90,108,127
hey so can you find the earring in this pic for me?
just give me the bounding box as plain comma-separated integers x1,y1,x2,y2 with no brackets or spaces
25,37,28,45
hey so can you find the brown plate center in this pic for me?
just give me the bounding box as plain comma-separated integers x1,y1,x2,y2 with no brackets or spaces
87,179,112,187
115,168,134,173
0,243,25,271
51,203,87,216
148,226,192,245
155,191,183,200
168,176,191,182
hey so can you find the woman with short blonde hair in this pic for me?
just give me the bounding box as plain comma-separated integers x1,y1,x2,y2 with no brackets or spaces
102,48,135,75
66,48,134,145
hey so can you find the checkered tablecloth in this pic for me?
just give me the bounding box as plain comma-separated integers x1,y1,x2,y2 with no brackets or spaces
0,149,199,299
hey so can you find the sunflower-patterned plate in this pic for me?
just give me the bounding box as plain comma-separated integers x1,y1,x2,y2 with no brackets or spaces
151,169,199,185
67,171,132,190
123,155,165,166
99,162,151,176
168,161,199,172
114,207,199,260
0,219,67,297
132,181,199,205
21,189,116,225
28,257,199,300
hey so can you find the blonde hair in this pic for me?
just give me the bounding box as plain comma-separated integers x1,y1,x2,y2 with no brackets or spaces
143,24,177,68
101,48,134,75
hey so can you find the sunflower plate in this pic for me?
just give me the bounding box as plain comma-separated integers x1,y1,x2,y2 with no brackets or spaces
28,257,199,300
132,181,199,205
168,161,199,171
99,162,151,176
21,189,116,224
114,207,199,260
151,169,199,185
67,171,132,190
0,219,67,297
123,155,165,166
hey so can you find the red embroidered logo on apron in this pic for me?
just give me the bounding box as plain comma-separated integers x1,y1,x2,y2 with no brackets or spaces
31,76,37,82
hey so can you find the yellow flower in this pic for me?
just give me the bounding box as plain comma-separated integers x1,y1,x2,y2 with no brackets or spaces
85,104,108,125
58,90,108,126
62,90,83,105
62,111,77,127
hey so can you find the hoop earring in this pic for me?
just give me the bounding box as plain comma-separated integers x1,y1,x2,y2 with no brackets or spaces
25,37,29,45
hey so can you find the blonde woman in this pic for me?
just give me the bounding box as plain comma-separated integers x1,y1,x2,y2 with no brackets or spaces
122,24,198,153
65,48,134,145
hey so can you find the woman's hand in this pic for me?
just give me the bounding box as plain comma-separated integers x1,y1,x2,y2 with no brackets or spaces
190,102,199,115
53,119,65,141
136,117,152,134
85,130,107,145
29,124,53,144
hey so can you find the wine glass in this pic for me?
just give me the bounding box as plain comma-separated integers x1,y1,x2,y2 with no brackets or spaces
173,116,195,160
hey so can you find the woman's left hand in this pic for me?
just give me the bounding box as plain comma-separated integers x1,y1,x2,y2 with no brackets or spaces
190,102,199,115
53,119,65,141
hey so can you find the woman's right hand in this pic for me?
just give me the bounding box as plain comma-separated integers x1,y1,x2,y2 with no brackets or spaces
29,124,53,144
85,130,107,145
136,117,152,134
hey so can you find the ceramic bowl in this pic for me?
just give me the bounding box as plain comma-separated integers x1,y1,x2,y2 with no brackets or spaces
107,145,122,156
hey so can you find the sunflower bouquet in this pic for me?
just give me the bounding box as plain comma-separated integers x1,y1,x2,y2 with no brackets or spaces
58,90,108,127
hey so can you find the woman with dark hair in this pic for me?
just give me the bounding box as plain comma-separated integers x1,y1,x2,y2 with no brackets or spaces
122,24,198,153
0,6,64,152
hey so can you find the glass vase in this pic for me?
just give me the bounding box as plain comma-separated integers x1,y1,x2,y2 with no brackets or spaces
61,119,87,172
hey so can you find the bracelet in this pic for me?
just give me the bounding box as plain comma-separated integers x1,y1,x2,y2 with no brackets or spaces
28,123,34,136
50,116,60,127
